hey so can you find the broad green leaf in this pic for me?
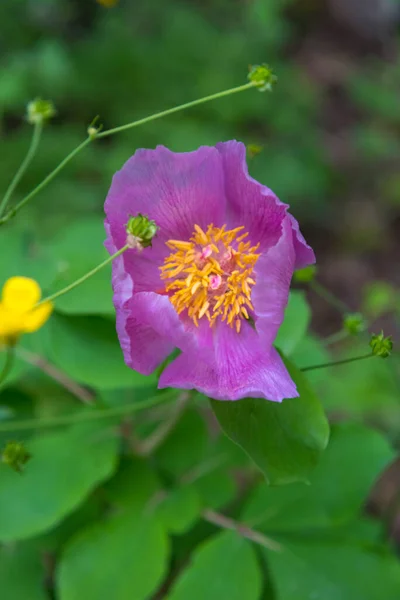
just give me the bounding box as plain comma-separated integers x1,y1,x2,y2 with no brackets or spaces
57,511,169,600
45,217,114,316
48,314,157,390
157,485,202,534
211,357,329,484
275,291,310,355
0,421,118,541
168,530,262,600
0,542,47,600
154,410,209,477
242,424,395,531
266,539,400,600
105,458,161,511
193,469,237,510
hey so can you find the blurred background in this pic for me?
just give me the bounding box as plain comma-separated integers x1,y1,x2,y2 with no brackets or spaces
1,0,400,594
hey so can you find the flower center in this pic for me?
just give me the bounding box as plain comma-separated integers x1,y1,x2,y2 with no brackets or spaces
160,224,260,333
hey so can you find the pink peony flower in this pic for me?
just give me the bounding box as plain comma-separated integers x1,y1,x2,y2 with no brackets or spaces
104,141,315,401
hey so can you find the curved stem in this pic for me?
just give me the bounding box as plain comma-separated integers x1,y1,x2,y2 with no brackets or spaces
0,346,15,388
0,81,256,226
0,137,91,225
37,244,129,306
301,352,373,373
97,82,256,139
310,280,350,315
0,389,176,433
0,121,43,218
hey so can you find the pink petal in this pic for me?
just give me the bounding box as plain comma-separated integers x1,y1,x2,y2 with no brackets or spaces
159,320,298,402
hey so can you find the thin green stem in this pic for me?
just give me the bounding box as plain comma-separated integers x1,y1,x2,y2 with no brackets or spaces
37,244,129,306
310,280,350,315
0,81,256,226
0,390,176,433
301,352,374,373
323,329,350,347
0,346,15,388
97,82,256,139
0,121,43,218
0,137,91,225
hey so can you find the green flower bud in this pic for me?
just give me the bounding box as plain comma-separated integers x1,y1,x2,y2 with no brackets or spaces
87,115,103,140
343,313,365,335
247,144,263,158
26,99,56,125
293,265,317,283
1,441,31,473
248,64,277,92
126,214,158,250
369,331,393,358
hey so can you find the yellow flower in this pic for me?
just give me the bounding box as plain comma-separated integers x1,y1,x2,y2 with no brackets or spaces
0,277,53,345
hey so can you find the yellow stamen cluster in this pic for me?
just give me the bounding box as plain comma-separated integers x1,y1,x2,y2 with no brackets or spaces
160,224,260,333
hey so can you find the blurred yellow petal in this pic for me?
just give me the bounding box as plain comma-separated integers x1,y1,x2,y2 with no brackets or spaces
0,304,23,338
23,302,53,333
2,277,41,312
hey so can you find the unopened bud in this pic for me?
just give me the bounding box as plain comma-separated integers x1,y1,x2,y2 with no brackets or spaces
87,116,103,140
344,313,365,335
126,214,158,250
27,99,56,125
369,331,393,358
247,144,263,158
293,265,317,283
1,441,31,473
248,64,277,92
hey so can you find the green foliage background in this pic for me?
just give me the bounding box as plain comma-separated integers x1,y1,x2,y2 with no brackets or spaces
1,0,400,598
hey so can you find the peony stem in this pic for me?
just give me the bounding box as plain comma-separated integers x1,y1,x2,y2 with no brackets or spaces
0,81,256,226
37,244,129,306
0,346,15,388
310,280,350,314
97,82,256,139
301,352,374,372
0,389,176,433
0,121,43,219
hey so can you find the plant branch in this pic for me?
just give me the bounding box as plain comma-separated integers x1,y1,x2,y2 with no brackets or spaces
0,346,15,388
16,346,94,405
310,280,350,315
301,352,374,372
202,509,282,552
0,137,90,225
0,390,176,433
0,81,256,226
0,121,43,218
37,244,129,306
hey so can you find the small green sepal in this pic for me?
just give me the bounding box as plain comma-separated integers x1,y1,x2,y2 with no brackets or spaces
369,331,393,358
248,64,277,92
343,313,365,335
1,441,31,473
126,213,158,250
26,98,56,125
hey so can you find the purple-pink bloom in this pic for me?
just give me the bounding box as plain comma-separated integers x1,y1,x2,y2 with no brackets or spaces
104,141,315,402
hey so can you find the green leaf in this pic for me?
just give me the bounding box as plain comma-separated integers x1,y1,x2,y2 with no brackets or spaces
48,314,157,390
46,217,114,316
275,291,311,355
266,540,400,600
0,421,118,541
193,469,237,510
57,511,169,600
211,357,329,484
104,458,161,511
0,542,47,600
242,424,395,531
157,485,202,534
168,530,262,600
154,410,208,478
